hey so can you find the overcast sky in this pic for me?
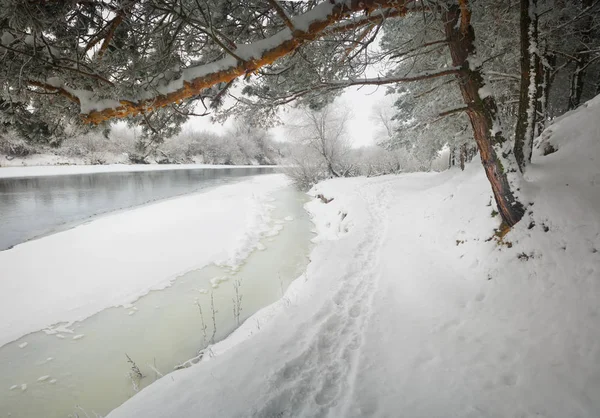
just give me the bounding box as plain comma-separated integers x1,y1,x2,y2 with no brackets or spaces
184,84,389,148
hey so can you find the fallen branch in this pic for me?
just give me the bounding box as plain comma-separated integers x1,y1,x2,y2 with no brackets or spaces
316,194,334,204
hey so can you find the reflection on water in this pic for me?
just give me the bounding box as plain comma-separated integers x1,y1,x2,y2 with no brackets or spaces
0,167,274,251
0,187,313,418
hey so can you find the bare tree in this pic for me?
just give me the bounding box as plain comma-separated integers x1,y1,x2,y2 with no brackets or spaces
288,105,353,179
371,99,397,143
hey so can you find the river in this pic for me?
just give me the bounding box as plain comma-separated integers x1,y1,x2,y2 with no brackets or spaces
0,167,313,417
0,166,275,251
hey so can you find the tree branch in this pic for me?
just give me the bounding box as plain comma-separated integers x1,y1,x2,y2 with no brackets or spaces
0,43,114,86
97,10,126,59
82,0,411,124
321,67,461,88
267,0,295,31
26,80,81,105
325,6,419,35
437,106,468,118
234,67,460,107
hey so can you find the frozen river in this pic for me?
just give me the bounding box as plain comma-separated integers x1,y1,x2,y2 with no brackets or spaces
0,166,275,251
0,170,313,417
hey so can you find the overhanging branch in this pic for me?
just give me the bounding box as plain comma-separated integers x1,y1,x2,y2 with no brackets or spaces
27,80,81,105
267,0,295,31
322,67,461,88
236,67,460,107
80,0,413,124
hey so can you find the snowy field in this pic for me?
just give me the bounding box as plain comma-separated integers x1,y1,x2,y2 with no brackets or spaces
0,174,289,348
107,97,600,417
0,162,278,179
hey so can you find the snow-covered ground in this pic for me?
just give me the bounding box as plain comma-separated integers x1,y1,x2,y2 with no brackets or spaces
0,174,288,348
0,162,277,179
107,97,600,417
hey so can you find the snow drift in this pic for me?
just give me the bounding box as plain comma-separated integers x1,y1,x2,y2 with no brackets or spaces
0,174,288,348
111,95,598,417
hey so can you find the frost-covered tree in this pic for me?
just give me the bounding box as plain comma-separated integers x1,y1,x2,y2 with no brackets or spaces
286,105,353,179
1,0,598,227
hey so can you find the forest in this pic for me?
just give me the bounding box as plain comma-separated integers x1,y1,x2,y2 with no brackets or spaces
1,2,600,417
1,0,599,227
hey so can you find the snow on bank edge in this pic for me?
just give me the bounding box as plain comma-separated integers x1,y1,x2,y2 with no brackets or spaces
0,174,288,348
106,95,600,418
106,171,382,418
0,162,279,179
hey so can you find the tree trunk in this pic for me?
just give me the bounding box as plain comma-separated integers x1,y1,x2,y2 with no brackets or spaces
568,55,588,110
459,143,467,171
514,0,541,172
538,51,555,134
443,2,525,227
567,0,594,110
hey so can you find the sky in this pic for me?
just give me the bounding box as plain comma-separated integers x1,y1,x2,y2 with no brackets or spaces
184,84,389,148
182,20,393,149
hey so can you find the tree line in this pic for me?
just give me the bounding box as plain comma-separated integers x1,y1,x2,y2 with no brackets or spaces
0,0,598,227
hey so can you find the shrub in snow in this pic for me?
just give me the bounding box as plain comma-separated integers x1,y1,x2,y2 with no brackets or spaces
0,134,36,158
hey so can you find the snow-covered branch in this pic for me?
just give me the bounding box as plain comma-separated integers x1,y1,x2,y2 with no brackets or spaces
79,0,410,124
437,106,469,118
321,67,461,88
267,0,295,31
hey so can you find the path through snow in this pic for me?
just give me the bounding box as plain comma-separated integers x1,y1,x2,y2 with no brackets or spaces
108,96,600,418
252,181,391,417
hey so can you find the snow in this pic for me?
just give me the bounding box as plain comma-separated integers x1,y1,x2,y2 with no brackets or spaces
292,1,335,32
28,0,343,116
46,77,64,88
0,174,288,348
0,163,277,179
235,29,293,61
74,89,123,114
1,31,14,45
209,276,229,289
468,55,483,70
108,95,600,418
478,85,492,98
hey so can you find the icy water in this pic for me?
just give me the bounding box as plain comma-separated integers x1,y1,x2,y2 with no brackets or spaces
0,186,313,418
0,166,275,251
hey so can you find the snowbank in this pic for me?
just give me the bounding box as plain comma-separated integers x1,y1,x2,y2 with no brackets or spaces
107,95,600,417
0,174,288,348
0,161,278,179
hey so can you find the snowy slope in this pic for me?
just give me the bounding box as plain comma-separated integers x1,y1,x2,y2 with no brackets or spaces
108,98,599,418
0,174,288,348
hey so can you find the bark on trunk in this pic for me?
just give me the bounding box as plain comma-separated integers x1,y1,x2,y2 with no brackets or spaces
568,0,594,110
514,0,541,172
443,2,525,227
568,54,589,110
538,51,555,134
460,143,467,171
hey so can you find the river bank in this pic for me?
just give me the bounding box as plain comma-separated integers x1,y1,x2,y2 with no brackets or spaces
108,96,600,418
0,160,278,179
1,180,313,417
